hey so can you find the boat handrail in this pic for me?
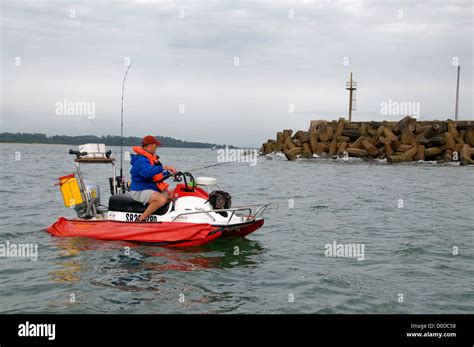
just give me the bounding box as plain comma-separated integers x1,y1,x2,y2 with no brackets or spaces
170,204,270,224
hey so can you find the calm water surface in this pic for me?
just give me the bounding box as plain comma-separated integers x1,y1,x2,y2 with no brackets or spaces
0,143,473,313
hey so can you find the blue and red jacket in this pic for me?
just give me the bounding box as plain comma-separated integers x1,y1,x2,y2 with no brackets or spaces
130,149,170,192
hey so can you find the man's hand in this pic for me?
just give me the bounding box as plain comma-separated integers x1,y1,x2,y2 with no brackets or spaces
166,189,175,201
164,165,177,174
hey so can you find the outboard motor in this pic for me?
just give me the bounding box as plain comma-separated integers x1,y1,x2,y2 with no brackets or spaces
56,174,100,218
206,190,232,217
84,181,100,206
73,181,101,218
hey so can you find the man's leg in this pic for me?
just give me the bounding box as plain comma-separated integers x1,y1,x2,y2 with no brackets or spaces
138,192,167,222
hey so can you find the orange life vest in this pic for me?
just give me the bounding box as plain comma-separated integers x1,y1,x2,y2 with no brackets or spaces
133,146,169,192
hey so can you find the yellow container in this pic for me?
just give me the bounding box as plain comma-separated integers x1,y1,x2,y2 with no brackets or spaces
58,174,83,207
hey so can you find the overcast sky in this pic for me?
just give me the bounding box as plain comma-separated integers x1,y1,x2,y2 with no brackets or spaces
1,0,472,147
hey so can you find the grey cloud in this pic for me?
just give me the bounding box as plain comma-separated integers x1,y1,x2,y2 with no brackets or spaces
1,0,472,147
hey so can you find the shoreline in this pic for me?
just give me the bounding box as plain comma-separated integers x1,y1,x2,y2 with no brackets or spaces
0,142,241,149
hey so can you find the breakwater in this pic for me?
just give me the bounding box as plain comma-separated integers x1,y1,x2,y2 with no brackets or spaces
260,117,474,165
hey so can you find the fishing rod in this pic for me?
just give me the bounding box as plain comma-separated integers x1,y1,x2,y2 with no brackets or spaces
163,160,232,181
120,63,132,191
186,161,233,172
178,149,257,174
163,150,257,180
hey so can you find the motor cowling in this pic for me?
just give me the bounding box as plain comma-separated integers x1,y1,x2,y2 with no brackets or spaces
207,190,232,210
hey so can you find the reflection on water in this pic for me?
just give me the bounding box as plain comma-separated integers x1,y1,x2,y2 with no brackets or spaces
49,236,264,295
45,236,266,313
49,259,83,283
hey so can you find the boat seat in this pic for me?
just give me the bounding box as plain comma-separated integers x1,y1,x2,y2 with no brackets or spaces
108,194,171,216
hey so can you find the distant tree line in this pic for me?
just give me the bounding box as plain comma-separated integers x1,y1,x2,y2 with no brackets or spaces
0,132,236,149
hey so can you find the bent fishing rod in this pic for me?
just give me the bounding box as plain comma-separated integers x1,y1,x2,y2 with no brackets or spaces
120,63,132,188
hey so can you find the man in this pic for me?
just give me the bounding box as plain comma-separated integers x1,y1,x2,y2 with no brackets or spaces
130,135,177,222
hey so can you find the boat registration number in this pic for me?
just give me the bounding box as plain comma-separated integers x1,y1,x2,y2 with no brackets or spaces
125,213,158,222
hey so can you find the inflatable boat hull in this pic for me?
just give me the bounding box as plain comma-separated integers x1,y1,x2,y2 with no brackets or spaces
46,217,265,247
46,217,223,247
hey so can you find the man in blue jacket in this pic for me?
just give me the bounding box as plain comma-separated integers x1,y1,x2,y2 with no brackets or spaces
130,135,177,222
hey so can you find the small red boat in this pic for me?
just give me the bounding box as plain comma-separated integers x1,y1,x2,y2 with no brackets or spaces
46,148,268,247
